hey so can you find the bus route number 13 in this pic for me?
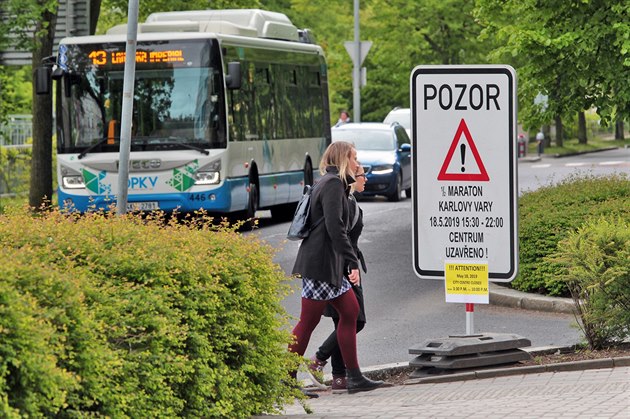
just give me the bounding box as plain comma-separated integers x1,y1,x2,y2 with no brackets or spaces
89,50,108,66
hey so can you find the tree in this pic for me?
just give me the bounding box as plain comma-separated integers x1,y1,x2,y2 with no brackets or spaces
0,0,103,209
0,0,59,208
97,0,263,33
475,0,630,144
360,0,495,121
287,0,496,123
29,2,56,208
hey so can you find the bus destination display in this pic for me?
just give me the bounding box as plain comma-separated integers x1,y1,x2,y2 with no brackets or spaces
88,49,186,66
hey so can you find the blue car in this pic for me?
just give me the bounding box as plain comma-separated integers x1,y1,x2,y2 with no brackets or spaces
332,122,412,201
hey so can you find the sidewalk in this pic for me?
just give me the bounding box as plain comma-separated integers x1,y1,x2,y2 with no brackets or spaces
255,286,630,418
263,365,630,418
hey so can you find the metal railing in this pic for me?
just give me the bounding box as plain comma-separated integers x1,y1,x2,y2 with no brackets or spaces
0,114,32,147
1,114,32,196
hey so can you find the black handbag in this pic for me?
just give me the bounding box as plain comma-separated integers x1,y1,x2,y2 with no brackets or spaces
286,184,324,241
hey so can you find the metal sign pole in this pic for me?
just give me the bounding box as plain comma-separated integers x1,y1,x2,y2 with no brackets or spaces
466,303,474,335
352,0,361,122
116,0,139,215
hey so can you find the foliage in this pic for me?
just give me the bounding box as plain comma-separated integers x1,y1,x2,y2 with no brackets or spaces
95,0,495,123
5,0,628,129
0,0,59,52
0,208,302,417
359,0,496,122
475,0,630,131
0,0,59,209
549,217,630,349
2,0,627,204
96,0,264,34
0,67,32,123
515,173,630,296
0,146,31,196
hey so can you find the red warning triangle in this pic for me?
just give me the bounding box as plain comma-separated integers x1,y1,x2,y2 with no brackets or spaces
437,118,489,181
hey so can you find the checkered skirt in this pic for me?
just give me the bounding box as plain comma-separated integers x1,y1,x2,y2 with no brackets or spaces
301,276,352,300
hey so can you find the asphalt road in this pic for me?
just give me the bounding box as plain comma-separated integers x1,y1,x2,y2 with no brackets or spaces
251,147,629,368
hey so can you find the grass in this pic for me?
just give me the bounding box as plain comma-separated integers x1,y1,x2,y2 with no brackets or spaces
527,134,630,156
0,194,28,214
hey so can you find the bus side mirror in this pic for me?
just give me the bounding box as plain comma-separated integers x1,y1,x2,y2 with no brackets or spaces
225,62,241,90
35,66,52,95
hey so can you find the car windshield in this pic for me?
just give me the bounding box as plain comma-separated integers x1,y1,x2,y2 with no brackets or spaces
333,129,395,151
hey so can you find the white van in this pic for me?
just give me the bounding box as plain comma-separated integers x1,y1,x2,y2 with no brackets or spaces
383,107,411,137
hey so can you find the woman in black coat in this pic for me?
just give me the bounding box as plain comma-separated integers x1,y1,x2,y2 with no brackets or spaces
290,142,383,395
310,164,368,392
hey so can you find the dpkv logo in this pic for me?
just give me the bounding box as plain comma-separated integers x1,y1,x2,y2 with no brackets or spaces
128,176,158,189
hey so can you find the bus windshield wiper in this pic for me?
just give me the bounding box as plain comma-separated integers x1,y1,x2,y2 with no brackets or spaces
132,137,210,155
78,137,118,160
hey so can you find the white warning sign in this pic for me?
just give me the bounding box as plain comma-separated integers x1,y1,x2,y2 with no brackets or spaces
410,65,518,282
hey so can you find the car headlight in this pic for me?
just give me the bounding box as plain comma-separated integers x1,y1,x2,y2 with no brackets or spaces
62,175,86,189
371,164,394,175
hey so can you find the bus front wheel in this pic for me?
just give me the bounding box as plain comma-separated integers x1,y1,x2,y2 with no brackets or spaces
245,181,259,221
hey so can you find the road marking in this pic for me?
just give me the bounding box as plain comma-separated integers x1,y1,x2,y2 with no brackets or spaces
531,164,551,168
565,162,586,167
599,161,624,166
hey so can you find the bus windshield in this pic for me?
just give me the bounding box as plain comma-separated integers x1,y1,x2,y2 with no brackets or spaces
57,39,226,154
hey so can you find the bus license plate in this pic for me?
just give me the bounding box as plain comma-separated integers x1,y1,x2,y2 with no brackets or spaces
126,201,159,211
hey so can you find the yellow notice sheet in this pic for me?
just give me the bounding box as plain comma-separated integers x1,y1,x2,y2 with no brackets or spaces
444,261,489,304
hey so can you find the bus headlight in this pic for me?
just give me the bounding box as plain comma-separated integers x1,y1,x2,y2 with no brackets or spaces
195,159,221,185
62,175,86,189
371,164,394,175
195,171,220,185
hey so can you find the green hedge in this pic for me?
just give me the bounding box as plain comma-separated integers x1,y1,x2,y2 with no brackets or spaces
516,173,630,296
0,208,302,417
549,217,630,349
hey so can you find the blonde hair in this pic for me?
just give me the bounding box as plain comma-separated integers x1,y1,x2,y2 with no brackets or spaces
319,141,356,188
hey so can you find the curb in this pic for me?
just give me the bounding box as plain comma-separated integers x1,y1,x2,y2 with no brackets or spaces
517,146,621,161
489,283,576,314
353,347,630,386
518,156,542,162
403,356,630,385
550,146,619,158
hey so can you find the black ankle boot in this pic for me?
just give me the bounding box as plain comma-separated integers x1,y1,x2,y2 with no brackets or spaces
346,368,384,394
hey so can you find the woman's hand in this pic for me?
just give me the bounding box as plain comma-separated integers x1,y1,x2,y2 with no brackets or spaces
348,268,360,286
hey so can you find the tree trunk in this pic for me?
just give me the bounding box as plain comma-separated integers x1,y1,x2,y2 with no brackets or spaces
543,124,552,148
577,111,587,144
615,119,625,140
554,115,563,147
29,5,57,210
89,0,102,34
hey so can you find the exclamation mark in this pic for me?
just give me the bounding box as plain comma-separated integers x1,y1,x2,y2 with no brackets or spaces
460,144,466,172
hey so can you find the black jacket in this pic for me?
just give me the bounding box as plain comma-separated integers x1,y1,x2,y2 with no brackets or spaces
324,194,367,322
292,169,359,287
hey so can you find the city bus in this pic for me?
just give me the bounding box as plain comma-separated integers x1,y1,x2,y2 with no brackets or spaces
42,9,331,221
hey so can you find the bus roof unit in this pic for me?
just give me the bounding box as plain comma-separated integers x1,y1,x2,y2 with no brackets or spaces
107,9,300,42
